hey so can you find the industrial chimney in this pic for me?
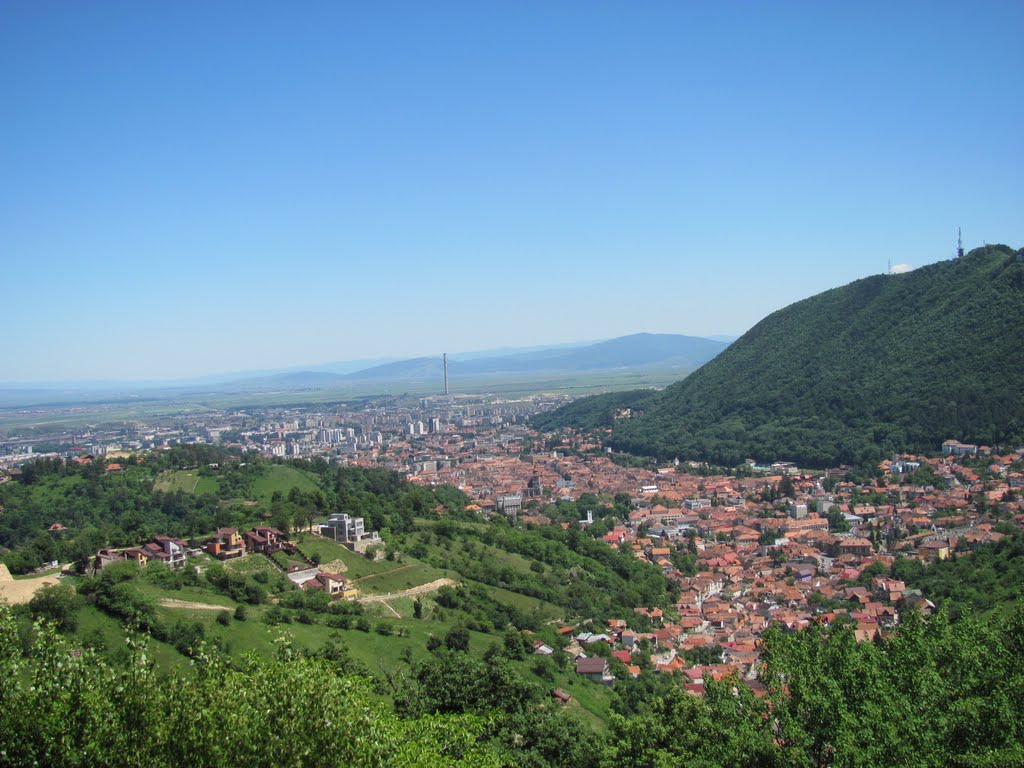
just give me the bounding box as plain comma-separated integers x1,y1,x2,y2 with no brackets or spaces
443,353,449,396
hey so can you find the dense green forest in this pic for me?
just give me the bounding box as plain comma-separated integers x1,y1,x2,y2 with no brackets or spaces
535,245,1024,467
4,599,1022,767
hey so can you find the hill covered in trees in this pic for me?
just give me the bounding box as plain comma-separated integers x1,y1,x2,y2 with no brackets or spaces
535,245,1024,467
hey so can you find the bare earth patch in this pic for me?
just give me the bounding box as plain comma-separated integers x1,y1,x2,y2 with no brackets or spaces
158,598,229,611
319,559,348,575
0,563,63,605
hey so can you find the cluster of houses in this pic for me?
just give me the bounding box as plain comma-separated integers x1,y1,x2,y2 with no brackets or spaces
203,526,298,559
94,525,301,572
91,523,366,600
95,535,197,571
455,439,1023,696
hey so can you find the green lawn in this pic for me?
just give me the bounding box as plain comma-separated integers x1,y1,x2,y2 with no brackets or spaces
153,469,219,495
150,464,317,501
152,600,494,671
250,464,321,501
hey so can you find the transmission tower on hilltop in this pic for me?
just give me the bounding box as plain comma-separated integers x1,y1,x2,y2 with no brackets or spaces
956,227,965,260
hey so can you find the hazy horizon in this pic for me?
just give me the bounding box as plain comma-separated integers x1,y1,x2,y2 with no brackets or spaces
0,331,735,387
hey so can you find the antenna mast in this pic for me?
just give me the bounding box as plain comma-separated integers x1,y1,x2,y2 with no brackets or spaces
956,227,964,259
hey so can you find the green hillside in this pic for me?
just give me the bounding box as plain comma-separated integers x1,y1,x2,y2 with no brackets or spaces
538,245,1024,467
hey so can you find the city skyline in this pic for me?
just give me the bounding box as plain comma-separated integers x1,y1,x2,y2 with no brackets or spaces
3,2,1022,381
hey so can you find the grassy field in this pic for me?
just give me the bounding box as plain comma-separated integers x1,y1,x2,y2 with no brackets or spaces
12,565,63,580
73,587,612,727
71,606,190,671
250,464,321,500
57,536,615,730
224,554,282,577
135,582,237,607
350,562,450,595
466,580,562,623
150,464,318,500
153,469,219,494
293,534,396,579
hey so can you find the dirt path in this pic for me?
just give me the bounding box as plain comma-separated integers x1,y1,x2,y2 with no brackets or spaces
158,598,230,612
355,577,458,604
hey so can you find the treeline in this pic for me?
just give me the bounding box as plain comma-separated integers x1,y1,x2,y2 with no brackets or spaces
5,599,1023,767
297,459,470,535
538,245,1024,468
0,448,467,574
531,389,656,433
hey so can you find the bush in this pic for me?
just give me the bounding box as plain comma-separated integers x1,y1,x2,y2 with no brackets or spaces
234,605,248,621
168,620,206,656
216,611,231,626
326,614,352,629
263,605,290,625
83,627,107,652
27,583,82,632
444,625,470,652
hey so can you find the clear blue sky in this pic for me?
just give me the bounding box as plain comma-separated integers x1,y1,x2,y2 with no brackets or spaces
3,1,1022,382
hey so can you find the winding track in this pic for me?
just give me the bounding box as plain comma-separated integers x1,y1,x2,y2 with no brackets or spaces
354,577,458,604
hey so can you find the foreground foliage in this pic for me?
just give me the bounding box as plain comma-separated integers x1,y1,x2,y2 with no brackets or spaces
5,599,1024,767
0,605,500,768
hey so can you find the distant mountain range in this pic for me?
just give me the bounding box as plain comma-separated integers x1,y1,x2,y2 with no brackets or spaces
338,333,727,384
535,244,1024,468
0,333,729,407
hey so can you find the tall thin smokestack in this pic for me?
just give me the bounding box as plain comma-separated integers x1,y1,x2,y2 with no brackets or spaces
443,353,449,396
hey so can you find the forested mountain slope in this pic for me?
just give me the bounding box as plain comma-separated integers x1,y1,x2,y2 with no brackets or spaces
537,245,1024,467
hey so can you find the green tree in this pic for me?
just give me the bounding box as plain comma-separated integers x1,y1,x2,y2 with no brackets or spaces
26,583,82,632
444,625,470,653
